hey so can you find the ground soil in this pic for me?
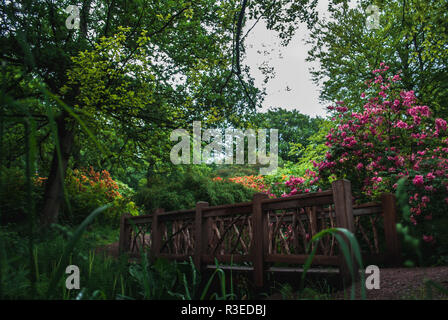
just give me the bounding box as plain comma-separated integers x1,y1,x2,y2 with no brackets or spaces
332,267,448,300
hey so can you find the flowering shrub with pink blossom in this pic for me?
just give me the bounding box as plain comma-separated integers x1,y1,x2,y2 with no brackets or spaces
273,64,448,261
266,169,322,198
317,64,448,259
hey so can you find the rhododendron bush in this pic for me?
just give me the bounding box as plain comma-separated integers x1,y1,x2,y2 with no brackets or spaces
276,64,448,260
266,169,322,198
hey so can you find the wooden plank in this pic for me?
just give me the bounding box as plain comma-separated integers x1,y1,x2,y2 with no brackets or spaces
202,206,252,218
158,212,195,222
150,208,164,259
202,201,252,212
205,265,253,272
265,254,339,266
204,265,340,274
252,193,269,288
157,254,191,261
158,208,195,217
362,253,386,265
194,202,208,270
382,193,401,266
332,179,358,286
202,254,252,264
267,266,339,273
262,190,333,204
353,201,381,209
352,206,383,216
263,208,270,259
125,215,153,224
118,214,131,254
309,206,318,237
262,195,334,211
204,217,212,255
202,213,210,261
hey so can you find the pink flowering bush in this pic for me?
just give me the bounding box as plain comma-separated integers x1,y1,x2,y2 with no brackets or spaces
315,64,448,261
270,64,448,262
267,169,322,198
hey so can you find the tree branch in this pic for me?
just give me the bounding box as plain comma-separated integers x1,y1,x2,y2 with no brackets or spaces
235,0,248,76
148,6,190,38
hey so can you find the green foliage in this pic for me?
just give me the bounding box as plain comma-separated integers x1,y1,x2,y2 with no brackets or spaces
260,119,331,197
0,166,44,224
270,119,331,177
250,108,324,163
136,165,256,212
46,204,112,298
0,223,241,300
128,256,179,300
0,219,131,299
307,0,448,118
288,120,333,171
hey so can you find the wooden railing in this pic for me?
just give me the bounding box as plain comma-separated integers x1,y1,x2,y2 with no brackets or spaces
119,179,400,287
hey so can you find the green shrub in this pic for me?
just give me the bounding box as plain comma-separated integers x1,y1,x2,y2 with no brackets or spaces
0,166,44,225
136,166,257,212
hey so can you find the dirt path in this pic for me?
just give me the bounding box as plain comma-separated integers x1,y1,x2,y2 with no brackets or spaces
333,267,448,300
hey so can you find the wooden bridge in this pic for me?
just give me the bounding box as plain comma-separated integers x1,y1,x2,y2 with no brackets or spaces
118,179,401,288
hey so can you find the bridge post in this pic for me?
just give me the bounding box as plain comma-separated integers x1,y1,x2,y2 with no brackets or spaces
332,179,358,286
151,208,164,260
194,201,209,271
381,193,401,266
118,214,131,254
252,193,269,288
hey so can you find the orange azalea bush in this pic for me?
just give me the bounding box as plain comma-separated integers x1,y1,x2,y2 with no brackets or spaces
33,176,47,187
65,167,138,225
214,175,267,192
70,167,121,200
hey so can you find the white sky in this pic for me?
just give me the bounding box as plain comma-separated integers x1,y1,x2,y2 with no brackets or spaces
244,0,358,118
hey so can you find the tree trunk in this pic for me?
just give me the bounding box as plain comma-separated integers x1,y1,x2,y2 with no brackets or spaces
41,113,74,226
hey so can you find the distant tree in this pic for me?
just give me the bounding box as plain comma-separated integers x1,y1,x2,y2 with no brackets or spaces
251,108,323,163
307,0,448,118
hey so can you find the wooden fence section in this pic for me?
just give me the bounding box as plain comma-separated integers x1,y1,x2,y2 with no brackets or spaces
119,179,400,288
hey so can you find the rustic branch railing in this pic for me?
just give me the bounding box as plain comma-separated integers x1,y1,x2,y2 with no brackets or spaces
119,179,400,288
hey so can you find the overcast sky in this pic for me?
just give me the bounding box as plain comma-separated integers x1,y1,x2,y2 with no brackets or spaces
243,0,358,118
